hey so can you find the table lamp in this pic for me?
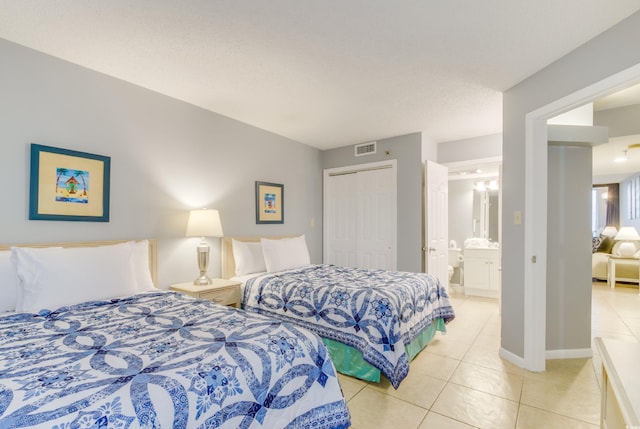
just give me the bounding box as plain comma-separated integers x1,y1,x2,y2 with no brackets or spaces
186,208,223,285
601,226,618,238
614,226,640,258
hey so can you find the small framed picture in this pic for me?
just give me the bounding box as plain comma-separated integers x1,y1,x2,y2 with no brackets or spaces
29,144,111,222
255,181,284,224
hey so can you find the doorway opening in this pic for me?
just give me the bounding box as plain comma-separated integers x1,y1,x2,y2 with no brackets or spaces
522,63,640,371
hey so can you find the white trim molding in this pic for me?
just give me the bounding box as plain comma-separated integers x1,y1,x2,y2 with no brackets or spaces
522,62,640,372
546,348,593,360
499,347,528,370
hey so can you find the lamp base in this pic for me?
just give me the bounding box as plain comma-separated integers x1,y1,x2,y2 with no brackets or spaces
193,240,212,285
193,274,212,286
618,241,636,258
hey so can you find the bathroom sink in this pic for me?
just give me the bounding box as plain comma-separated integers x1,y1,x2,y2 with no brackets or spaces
464,238,490,248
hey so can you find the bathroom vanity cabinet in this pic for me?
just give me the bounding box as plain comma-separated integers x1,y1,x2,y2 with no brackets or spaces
463,248,499,298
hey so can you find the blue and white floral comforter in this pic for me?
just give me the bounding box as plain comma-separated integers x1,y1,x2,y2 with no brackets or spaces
0,291,350,429
243,265,455,388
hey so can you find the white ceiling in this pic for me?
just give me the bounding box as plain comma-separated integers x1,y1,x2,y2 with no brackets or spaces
1,1,640,150
591,82,640,182
592,134,640,183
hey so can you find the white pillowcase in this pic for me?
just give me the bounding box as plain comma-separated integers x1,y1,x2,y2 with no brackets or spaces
12,242,139,312
233,239,267,276
261,235,311,273
133,240,156,292
0,250,18,313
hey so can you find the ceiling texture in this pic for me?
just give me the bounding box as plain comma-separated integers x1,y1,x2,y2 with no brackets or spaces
1,1,640,150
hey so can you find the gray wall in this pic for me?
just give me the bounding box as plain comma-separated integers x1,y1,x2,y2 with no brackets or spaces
0,38,323,288
502,11,640,358
546,145,592,352
438,133,502,164
321,133,423,272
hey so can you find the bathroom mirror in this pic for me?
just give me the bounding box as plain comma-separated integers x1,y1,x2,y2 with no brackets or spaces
472,187,499,242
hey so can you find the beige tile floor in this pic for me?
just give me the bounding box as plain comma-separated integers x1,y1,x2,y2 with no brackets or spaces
341,281,640,429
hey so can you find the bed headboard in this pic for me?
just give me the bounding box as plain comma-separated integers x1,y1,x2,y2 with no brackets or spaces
221,236,296,280
0,239,158,287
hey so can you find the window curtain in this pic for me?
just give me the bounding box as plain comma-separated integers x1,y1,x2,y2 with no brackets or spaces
606,183,620,229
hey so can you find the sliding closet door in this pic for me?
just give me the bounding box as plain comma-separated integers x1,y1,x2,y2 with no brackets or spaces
357,167,396,269
324,160,397,270
324,172,358,267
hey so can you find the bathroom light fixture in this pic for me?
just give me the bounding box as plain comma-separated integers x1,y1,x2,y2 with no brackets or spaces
186,208,223,285
475,179,499,191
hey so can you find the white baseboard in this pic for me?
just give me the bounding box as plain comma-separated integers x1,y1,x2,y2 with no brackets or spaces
499,346,592,371
546,348,593,360
499,347,527,369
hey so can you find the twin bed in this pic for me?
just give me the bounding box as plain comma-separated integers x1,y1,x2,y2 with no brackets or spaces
0,240,350,429
222,236,455,389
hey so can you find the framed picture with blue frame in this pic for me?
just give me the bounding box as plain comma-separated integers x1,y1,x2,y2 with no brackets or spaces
29,143,111,222
255,181,284,224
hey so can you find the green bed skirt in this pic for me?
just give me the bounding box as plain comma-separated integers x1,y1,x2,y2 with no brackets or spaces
321,318,447,383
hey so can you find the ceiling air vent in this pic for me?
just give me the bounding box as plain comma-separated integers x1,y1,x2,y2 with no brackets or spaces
355,141,377,157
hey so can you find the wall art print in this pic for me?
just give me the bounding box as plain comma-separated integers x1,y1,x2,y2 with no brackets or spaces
29,143,111,222
255,181,284,224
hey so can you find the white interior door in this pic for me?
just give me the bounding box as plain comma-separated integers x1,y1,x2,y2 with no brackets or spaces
425,160,449,290
324,160,397,270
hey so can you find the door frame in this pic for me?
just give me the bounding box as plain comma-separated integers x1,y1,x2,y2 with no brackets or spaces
522,63,640,371
323,159,398,266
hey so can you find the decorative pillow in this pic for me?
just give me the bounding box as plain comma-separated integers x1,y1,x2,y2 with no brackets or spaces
591,236,603,253
134,240,156,292
596,236,615,254
261,235,311,273
233,240,267,276
12,242,139,313
0,251,18,312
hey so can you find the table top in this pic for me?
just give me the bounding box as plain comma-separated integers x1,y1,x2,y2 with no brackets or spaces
595,337,640,425
609,255,640,261
170,278,241,293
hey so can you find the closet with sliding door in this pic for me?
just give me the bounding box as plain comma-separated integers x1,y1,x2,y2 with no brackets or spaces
323,160,397,270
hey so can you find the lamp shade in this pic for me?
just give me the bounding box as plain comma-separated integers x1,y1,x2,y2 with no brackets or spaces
186,209,223,238
614,226,640,241
601,226,618,238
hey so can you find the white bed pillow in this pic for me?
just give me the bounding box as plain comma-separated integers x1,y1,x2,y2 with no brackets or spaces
261,235,311,273
0,250,18,313
133,240,156,292
12,242,139,312
233,239,267,276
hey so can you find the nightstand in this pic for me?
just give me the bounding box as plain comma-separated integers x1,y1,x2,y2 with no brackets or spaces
607,255,640,290
170,279,242,308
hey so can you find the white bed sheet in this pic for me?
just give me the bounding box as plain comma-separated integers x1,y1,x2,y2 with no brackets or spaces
232,272,266,296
